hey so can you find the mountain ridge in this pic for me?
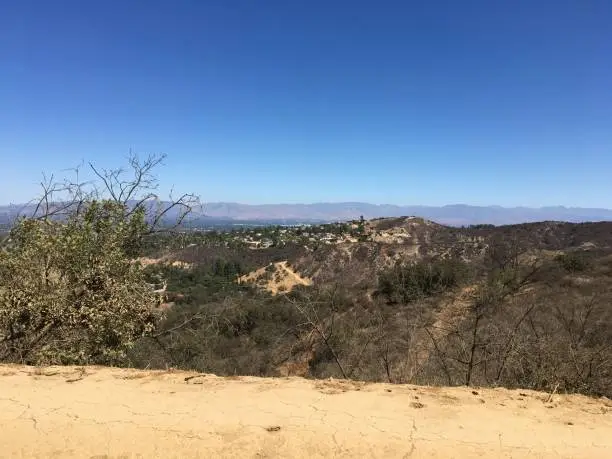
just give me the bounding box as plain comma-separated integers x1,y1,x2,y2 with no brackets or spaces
2,202,612,226
200,202,612,225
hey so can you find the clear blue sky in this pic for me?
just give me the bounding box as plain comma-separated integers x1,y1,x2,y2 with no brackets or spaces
1,0,611,207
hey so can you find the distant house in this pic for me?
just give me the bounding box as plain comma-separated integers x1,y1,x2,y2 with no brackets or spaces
246,240,261,249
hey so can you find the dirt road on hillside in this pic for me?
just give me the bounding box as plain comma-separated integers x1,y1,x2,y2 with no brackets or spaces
1,365,610,458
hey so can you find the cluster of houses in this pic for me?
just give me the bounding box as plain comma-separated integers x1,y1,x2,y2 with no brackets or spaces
235,225,361,250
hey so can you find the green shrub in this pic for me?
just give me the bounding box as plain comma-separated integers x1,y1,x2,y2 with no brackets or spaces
377,258,467,303
0,202,158,365
555,252,590,273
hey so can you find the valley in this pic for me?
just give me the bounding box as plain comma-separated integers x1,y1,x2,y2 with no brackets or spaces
132,217,612,396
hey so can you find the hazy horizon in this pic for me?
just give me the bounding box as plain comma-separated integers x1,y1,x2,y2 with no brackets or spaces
2,199,612,211
3,200,612,227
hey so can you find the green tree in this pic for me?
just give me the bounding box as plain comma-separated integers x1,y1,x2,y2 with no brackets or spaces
0,153,198,365
377,258,467,304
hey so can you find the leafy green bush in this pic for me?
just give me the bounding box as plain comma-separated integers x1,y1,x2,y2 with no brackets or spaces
0,153,198,366
144,258,247,303
377,258,467,303
555,252,590,273
0,202,158,365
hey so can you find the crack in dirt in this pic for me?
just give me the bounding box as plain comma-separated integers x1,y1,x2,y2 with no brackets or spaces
1,365,611,458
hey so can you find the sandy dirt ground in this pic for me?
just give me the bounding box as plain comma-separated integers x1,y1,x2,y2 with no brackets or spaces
1,365,611,458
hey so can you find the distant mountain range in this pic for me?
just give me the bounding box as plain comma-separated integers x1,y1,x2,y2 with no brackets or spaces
199,203,612,226
2,202,612,227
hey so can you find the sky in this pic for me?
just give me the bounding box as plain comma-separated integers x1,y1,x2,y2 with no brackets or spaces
1,0,611,207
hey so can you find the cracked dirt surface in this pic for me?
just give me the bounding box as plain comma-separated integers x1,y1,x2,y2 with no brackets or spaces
1,365,611,458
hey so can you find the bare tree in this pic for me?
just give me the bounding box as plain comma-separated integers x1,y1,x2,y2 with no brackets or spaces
287,290,348,379
88,152,200,232
423,240,541,387
8,152,200,237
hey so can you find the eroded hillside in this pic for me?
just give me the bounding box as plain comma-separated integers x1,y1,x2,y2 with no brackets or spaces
131,218,612,398
238,261,313,294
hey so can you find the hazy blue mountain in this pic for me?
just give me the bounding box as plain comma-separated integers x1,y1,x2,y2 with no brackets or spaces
2,202,612,227
197,202,612,226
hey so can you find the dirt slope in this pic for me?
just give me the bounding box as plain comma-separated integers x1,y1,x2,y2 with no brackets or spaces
238,261,312,294
1,365,610,459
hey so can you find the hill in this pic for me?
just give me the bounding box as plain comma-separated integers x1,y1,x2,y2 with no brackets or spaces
132,217,612,396
1,364,611,458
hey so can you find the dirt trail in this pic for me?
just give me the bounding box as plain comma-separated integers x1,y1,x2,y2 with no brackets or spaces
238,261,312,294
1,365,610,458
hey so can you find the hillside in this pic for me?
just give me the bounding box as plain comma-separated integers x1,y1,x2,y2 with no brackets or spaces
128,217,612,398
1,364,611,458
3,211,612,457
238,261,313,295
161,217,612,294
